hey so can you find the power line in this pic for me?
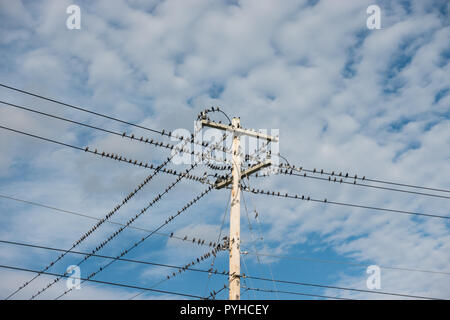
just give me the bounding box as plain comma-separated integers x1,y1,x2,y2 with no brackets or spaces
240,254,256,299
32,162,201,300
0,83,167,136
242,275,442,300
276,168,450,200
0,124,85,152
26,127,211,299
0,124,214,185
0,264,205,300
243,187,450,221
129,241,225,301
198,107,232,125
5,189,447,278
206,284,228,300
1,89,447,300
241,180,279,298
203,189,231,297
1,238,442,300
242,286,352,300
3,127,224,299
0,86,246,158
3,82,446,196
164,244,225,282
0,84,232,155
5,152,175,300
241,251,450,276
0,239,220,276
131,241,228,300
0,121,233,185
49,125,224,300
0,99,234,158
0,100,159,145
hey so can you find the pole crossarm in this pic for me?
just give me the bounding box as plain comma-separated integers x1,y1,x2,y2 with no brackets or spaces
200,119,278,142
215,160,272,189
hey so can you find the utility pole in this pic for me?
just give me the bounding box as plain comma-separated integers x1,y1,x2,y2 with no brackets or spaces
229,117,241,300
201,117,277,300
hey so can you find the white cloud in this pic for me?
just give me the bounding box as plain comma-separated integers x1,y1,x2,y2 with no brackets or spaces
0,0,449,300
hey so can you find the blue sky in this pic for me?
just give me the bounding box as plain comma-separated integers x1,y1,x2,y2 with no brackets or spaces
0,0,449,300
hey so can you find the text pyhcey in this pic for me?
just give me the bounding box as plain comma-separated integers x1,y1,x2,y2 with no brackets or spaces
180,304,270,317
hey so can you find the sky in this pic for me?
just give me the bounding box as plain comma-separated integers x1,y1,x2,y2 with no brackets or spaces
0,0,449,300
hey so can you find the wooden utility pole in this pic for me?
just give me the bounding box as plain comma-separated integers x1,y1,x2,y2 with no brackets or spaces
200,116,277,300
229,117,241,300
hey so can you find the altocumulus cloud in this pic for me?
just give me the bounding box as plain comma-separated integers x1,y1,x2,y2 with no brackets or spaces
0,0,449,299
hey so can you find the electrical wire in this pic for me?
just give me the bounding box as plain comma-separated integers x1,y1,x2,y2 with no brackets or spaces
0,194,221,249
128,243,226,300
206,284,228,300
3,188,447,278
29,124,210,299
242,286,353,300
0,124,220,187
54,186,213,300
0,239,220,276
51,126,227,300
241,177,280,298
240,254,256,300
240,251,450,276
5,82,445,196
1,99,239,158
4,153,175,300
279,163,450,194
241,274,442,300
32,161,200,300
243,187,450,221
202,189,231,297
0,238,442,300
0,83,168,137
198,107,232,125
0,90,250,160
276,168,450,200
6,128,224,299
0,264,205,300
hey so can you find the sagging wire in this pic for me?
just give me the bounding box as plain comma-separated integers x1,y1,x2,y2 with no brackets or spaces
28,126,215,299
54,185,214,300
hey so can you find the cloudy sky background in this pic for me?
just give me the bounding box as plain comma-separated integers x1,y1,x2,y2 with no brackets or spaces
0,0,449,300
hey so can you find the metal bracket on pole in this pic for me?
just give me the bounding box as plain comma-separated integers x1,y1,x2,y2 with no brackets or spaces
215,160,272,189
